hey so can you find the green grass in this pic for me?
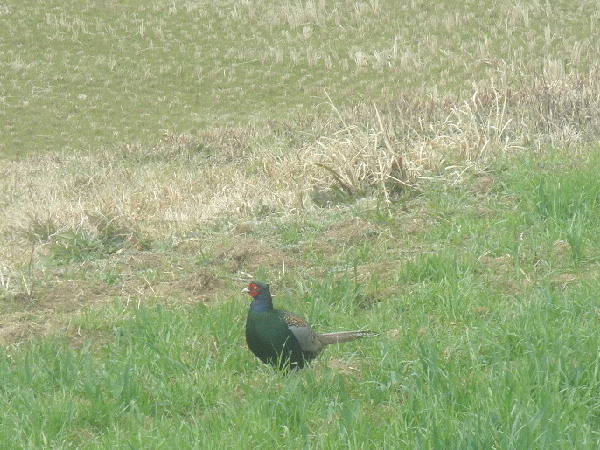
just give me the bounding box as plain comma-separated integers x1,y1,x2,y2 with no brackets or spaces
4,283,600,448
2,149,600,447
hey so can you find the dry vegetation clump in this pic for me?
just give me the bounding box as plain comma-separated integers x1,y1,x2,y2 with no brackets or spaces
2,70,600,276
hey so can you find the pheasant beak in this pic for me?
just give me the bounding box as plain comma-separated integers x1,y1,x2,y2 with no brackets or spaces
241,287,250,294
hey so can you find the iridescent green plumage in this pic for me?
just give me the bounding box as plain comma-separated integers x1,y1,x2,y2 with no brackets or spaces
242,281,377,370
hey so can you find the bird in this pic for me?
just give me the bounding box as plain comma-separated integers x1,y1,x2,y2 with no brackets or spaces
242,280,377,370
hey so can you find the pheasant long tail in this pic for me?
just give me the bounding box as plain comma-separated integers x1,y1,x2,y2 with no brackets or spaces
318,330,378,346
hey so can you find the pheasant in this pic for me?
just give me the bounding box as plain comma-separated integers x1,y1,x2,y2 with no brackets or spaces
242,281,377,370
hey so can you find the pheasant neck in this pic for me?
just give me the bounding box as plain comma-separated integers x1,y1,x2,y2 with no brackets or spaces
250,293,274,312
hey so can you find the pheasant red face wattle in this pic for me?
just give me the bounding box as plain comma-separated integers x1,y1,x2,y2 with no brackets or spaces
241,282,261,298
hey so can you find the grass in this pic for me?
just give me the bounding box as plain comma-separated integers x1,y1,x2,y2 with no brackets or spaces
2,0,600,157
2,148,600,447
2,279,600,447
2,0,600,448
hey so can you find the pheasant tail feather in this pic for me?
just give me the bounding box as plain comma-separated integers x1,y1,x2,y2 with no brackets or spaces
319,330,378,346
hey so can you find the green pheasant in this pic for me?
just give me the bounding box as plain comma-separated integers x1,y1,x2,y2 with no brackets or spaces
242,281,377,370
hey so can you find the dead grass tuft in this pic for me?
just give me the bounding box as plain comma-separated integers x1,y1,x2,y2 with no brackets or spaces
213,237,296,274
321,217,385,246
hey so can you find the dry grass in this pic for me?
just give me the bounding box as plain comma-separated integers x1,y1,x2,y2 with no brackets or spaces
1,69,599,347
3,69,600,270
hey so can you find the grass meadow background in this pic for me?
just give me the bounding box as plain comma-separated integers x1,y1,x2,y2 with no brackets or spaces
3,0,599,156
2,0,600,448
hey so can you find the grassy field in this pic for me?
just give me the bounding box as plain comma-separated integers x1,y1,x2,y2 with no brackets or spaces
2,0,599,157
2,0,600,448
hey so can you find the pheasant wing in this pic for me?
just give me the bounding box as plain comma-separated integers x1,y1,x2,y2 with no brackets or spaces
280,310,323,356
